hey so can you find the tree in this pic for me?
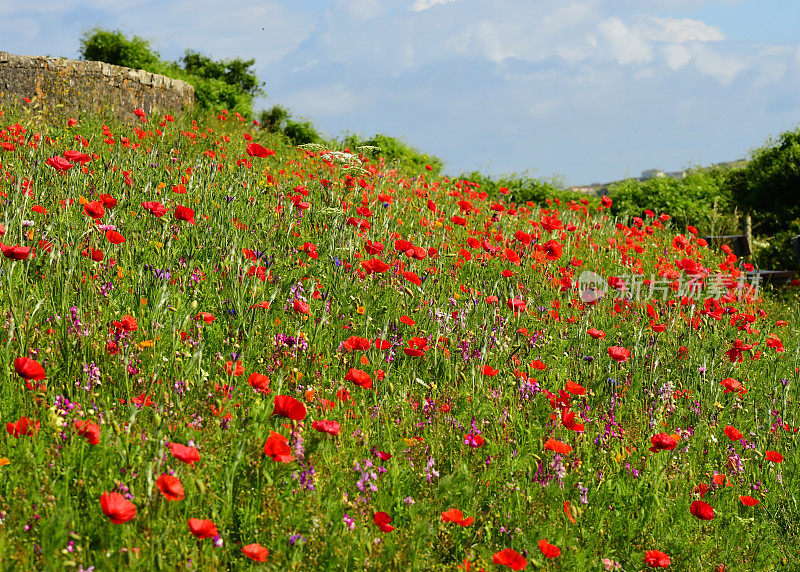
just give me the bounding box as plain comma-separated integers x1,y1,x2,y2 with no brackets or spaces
79,28,160,70
259,105,290,133
181,50,262,99
259,105,323,146
728,127,800,268
731,127,800,235
79,27,262,116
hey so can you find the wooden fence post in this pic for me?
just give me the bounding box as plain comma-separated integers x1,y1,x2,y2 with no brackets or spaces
744,213,753,259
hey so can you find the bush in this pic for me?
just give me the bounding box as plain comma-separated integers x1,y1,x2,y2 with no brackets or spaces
79,28,160,71
282,119,323,145
459,171,596,206
730,127,800,236
342,133,443,176
79,28,261,116
258,105,324,146
608,168,738,235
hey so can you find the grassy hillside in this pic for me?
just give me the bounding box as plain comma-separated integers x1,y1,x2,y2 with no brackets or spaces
0,102,798,570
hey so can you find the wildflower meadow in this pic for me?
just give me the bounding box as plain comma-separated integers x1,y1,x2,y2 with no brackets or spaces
0,103,797,570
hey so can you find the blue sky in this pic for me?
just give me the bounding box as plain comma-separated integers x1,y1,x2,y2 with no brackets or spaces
1,0,798,185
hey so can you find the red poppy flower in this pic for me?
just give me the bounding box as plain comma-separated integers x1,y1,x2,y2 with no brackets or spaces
188,518,219,539
293,299,310,314
246,143,275,157
100,492,136,524
649,433,677,452
1,244,31,260
263,431,294,462
587,328,606,339
242,543,269,562
342,336,370,351
197,312,215,324
248,372,271,394
81,247,104,262
441,509,474,527
224,360,245,377
399,315,416,325
565,380,586,395
561,409,585,432
156,474,185,501
174,205,196,224
644,550,671,568
739,495,759,507
724,425,743,441
84,201,105,219
106,230,125,244
481,364,499,377
690,500,715,520
169,442,200,465
720,377,747,395
142,201,168,217
6,416,40,438
46,155,73,172
542,239,563,261
14,357,46,380
538,539,561,559
403,271,422,286
345,367,372,389
607,346,631,362
362,258,390,273
505,248,521,265
272,395,307,421
765,450,783,463
64,150,91,164
373,511,395,533
712,473,732,487
544,438,572,455
463,433,485,448
365,240,384,255
74,420,101,445
492,548,527,570
506,298,526,314
98,193,117,207
113,315,138,332
312,420,341,435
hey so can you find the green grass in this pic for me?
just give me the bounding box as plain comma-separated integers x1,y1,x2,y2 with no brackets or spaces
0,102,797,570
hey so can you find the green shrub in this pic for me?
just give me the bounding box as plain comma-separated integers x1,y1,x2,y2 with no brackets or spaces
459,171,596,206
259,104,290,133
79,28,261,116
343,133,443,176
258,105,325,146
730,127,800,236
79,27,160,71
608,168,738,234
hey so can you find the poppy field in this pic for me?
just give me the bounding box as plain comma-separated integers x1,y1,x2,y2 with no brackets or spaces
0,104,798,570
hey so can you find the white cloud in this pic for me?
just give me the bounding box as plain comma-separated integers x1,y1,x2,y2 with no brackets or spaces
639,16,725,43
338,0,385,21
2,0,799,185
690,44,747,84
411,0,461,11
662,44,693,70
598,17,653,65
287,83,368,117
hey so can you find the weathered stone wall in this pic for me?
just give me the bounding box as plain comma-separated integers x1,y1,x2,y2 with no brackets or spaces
0,51,194,122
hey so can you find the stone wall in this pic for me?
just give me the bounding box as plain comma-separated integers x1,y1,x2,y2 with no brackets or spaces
0,51,194,122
